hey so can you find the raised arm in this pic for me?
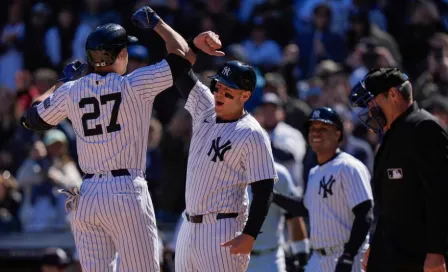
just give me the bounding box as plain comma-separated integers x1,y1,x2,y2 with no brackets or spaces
129,7,223,103
20,60,86,131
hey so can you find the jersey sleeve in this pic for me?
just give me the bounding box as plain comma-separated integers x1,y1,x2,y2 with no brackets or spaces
340,163,373,209
184,80,214,124
244,129,278,184
127,59,173,104
37,82,71,125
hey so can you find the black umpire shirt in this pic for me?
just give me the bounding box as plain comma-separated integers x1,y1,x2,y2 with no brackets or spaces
368,102,448,272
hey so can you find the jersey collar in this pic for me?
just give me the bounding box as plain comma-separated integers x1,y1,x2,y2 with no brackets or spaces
216,111,249,123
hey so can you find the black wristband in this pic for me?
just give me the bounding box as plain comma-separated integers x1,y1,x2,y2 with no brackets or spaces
187,38,199,54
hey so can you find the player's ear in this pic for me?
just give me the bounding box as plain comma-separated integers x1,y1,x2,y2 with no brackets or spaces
241,91,251,102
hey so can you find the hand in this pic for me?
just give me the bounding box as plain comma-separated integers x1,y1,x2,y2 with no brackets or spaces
59,60,87,83
193,31,225,57
131,6,161,30
220,233,255,254
362,247,370,271
335,253,354,272
424,253,447,272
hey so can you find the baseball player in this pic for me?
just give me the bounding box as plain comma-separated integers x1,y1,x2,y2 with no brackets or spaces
247,161,306,272
272,107,373,272
173,60,278,272
20,6,223,272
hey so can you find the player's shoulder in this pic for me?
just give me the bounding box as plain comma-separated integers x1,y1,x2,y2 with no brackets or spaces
239,114,270,140
276,122,305,139
334,152,369,173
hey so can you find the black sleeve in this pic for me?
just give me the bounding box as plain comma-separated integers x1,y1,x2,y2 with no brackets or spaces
242,179,274,239
174,69,199,98
272,191,308,217
20,106,54,131
343,200,373,256
165,54,192,82
413,119,448,254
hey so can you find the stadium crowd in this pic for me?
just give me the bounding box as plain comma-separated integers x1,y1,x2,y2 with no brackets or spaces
1,0,448,271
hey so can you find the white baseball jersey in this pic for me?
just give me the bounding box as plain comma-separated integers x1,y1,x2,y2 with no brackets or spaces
35,60,173,272
176,78,277,272
184,80,278,215
269,122,306,194
303,152,372,249
37,60,172,173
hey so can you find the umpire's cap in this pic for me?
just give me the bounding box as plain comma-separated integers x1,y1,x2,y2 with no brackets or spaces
208,61,257,92
350,68,409,108
85,23,138,67
306,107,344,142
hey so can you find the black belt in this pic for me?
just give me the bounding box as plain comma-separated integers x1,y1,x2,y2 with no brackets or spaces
84,169,131,179
185,213,238,224
251,247,278,256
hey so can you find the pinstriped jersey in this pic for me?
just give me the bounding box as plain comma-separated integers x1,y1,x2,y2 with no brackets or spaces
303,152,372,249
37,60,172,173
184,80,277,215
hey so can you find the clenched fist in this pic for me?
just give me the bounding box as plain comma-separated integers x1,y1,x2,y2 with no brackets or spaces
193,31,225,57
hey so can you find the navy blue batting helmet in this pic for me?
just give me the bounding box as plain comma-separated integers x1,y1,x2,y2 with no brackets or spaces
208,61,257,92
306,107,344,142
85,23,138,67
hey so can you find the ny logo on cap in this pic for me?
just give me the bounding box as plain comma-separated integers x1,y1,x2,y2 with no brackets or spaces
312,110,320,119
222,66,231,77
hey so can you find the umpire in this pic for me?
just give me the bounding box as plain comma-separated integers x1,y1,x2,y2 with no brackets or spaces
350,68,448,272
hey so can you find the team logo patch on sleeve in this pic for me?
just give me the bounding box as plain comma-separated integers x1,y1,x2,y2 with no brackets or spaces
43,97,51,109
387,168,403,180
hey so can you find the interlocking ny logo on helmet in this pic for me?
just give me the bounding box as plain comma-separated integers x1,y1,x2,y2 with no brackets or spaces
221,66,231,77
208,61,256,92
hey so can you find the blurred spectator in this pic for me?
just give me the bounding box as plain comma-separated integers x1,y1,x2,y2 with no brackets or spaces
397,0,443,78
146,117,163,208
0,87,19,172
295,0,352,35
297,76,324,108
263,72,311,135
23,2,53,72
73,0,122,61
346,8,401,66
315,60,351,107
45,6,78,69
347,38,397,88
157,106,191,222
254,93,306,194
40,248,71,272
421,94,448,130
16,140,58,232
280,43,302,97
351,0,388,31
246,0,296,46
296,3,345,78
241,18,283,72
414,32,448,102
0,170,22,233
126,44,150,73
34,68,59,96
0,2,25,91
